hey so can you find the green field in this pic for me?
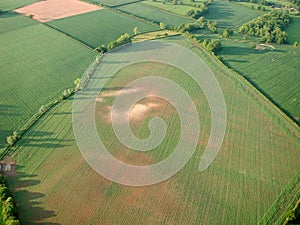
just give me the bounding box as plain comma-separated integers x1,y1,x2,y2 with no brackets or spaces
142,0,201,17
204,0,263,28
116,3,194,26
218,40,300,124
5,38,300,224
286,16,300,44
0,22,95,151
87,0,143,7
47,9,159,48
0,12,37,34
0,0,39,11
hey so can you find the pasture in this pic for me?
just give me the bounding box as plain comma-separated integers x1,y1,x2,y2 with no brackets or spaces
0,0,38,11
203,0,263,28
218,40,300,124
47,9,159,48
116,3,194,26
6,38,300,224
0,22,95,152
286,16,300,44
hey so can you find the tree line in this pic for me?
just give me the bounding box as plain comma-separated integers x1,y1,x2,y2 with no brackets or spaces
0,174,20,225
239,10,291,44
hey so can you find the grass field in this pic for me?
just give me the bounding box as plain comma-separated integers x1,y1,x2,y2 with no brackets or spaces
47,9,159,48
142,0,201,17
86,0,143,7
218,40,300,124
0,0,39,11
116,3,194,26
5,38,300,224
0,11,37,34
286,16,300,44
204,0,263,28
0,22,95,152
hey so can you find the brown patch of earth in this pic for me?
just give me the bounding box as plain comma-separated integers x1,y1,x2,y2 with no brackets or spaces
14,0,102,22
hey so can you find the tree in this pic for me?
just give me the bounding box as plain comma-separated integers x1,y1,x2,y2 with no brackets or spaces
6,136,14,146
133,26,139,35
74,78,81,90
38,105,45,115
159,22,166,29
0,186,10,201
223,28,229,38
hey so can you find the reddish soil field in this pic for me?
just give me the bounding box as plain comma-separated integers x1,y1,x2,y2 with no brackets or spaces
14,0,102,22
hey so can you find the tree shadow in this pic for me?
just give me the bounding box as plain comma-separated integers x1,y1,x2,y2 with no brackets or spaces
15,131,72,149
6,168,60,224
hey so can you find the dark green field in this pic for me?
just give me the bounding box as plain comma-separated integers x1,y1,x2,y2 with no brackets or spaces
116,3,194,26
218,40,300,124
87,0,143,7
0,12,37,34
0,0,39,11
286,16,300,44
0,20,95,151
47,9,159,48
203,0,263,28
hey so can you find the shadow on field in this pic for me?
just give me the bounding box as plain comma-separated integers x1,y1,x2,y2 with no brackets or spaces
18,131,71,149
0,11,18,19
7,168,60,224
204,1,236,27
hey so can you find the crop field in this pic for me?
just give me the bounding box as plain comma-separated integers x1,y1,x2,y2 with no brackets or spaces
86,0,143,7
47,9,159,48
203,0,263,28
0,12,37,34
286,16,300,44
116,3,194,26
218,40,300,124
0,22,95,152
5,38,300,224
0,0,39,11
142,0,200,17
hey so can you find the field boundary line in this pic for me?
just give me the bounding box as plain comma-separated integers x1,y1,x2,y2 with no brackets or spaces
42,22,95,51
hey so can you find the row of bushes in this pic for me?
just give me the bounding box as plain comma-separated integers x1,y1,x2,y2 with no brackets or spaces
0,175,20,225
96,33,132,53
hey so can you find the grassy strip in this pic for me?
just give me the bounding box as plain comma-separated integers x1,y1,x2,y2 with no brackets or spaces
259,172,300,225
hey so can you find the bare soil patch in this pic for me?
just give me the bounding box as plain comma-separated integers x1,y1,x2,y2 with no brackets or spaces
14,0,102,22
0,157,18,176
